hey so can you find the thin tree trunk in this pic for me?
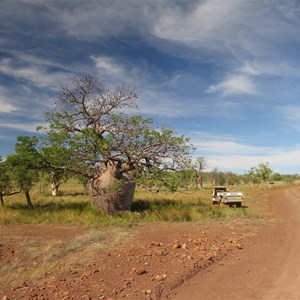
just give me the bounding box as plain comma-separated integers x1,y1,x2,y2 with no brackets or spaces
51,182,59,196
0,193,4,207
25,190,33,208
199,174,203,189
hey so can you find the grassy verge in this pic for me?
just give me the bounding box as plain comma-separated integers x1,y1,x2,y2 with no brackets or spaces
0,179,284,227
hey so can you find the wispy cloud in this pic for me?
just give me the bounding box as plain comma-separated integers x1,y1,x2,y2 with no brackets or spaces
153,1,300,58
190,131,300,172
278,104,300,132
91,56,125,77
191,131,276,155
91,54,209,117
208,74,257,96
0,87,16,113
280,105,300,122
194,140,268,155
0,102,15,113
0,57,69,90
58,1,143,39
207,149,300,173
240,60,300,78
0,121,45,133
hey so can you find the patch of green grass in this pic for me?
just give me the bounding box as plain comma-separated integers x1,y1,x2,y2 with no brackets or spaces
0,179,279,227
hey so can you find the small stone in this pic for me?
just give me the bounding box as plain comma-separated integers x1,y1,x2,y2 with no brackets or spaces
237,243,243,249
135,268,147,275
154,275,164,282
172,241,181,249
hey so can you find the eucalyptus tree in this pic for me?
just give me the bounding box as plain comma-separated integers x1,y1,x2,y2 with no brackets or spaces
194,157,207,189
40,146,72,196
244,162,274,187
6,136,41,208
40,75,191,214
256,162,274,188
0,157,12,206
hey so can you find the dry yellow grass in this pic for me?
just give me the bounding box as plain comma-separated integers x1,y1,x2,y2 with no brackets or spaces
0,178,290,227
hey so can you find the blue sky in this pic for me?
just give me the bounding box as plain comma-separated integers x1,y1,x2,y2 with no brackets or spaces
1,0,300,174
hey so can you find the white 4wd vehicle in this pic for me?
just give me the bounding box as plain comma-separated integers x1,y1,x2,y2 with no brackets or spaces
212,186,243,207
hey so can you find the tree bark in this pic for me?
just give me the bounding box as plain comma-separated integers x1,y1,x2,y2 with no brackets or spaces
25,190,33,208
0,193,4,207
51,182,59,196
87,169,135,215
195,174,203,189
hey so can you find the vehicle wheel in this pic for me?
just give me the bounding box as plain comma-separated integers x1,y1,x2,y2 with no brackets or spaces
236,202,241,208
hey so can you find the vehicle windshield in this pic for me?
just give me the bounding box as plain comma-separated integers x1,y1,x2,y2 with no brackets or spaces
215,187,227,192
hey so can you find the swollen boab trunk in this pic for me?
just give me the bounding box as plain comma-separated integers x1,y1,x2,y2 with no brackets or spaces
87,169,136,215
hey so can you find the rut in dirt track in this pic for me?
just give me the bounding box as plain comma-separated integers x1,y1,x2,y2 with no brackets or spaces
168,185,300,300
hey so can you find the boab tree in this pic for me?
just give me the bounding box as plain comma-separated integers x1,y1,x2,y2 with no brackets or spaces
41,75,191,215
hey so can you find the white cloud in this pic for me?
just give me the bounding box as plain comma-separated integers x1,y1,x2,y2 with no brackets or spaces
278,104,300,132
240,61,300,78
91,55,209,117
91,55,252,118
137,89,208,117
56,0,152,39
91,56,125,77
154,0,241,46
0,87,17,113
0,102,15,113
190,131,300,172
153,0,300,59
280,105,300,122
206,149,300,173
194,140,268,155
0,57,70,90
208,74,256,96
190,131,278,156
0,122,45,133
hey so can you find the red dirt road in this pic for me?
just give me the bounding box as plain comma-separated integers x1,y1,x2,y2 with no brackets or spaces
168,185,300,300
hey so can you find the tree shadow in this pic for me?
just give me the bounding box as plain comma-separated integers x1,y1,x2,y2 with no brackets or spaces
132,199,181,212
8,201,91,212
58,191,87,197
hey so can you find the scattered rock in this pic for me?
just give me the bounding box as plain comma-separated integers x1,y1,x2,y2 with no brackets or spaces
1,223,251,300
154,275,165,282
135,268,147,275
237,243,243,249
172,241,181,249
